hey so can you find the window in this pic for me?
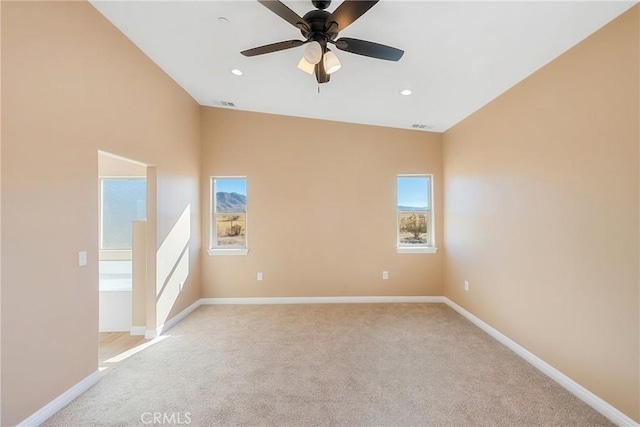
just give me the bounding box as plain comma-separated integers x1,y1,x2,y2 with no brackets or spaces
397,175,436,253
210,177,247,255
100,178,147,250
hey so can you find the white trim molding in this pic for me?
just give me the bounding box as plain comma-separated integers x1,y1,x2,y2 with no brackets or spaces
397,246,438,254
201,296,445,305
144,328,159,340
207,248,248,256
98,249,133,261
130,326,146,336
146,298,202,339
159,299,201,335
443,298,639,427
16,370,101,427
19,298,635,427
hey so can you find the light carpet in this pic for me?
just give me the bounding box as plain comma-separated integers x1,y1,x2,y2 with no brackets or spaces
44,303,611,426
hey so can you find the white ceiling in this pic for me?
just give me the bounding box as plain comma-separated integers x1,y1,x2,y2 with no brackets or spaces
90,1,636,132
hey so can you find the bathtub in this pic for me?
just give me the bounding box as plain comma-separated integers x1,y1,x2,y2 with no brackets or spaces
99,260,132,332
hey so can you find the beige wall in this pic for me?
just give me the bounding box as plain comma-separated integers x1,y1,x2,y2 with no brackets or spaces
443,6,639,422
98,152,147,178
201,108,443,298
0,1,3,422
1,2,201,425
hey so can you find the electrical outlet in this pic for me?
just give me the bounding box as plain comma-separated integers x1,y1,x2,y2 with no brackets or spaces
464,280,469,291
78,251,87,267
257,272,263,281
382,271,389,280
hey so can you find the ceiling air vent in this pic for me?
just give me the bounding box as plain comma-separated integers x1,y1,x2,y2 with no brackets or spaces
213,100,236,108
411,124,435,130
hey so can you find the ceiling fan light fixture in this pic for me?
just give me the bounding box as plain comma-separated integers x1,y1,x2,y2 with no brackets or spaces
303,41,323,65
324,50,341,74
241,0,404,85
297,57,315,74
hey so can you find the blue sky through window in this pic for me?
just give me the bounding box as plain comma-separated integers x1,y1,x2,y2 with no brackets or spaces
216,178,246,195
397,176,429,209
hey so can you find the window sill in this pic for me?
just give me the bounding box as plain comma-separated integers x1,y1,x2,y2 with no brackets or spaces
397,246,438,254
207,248,249,256
99,249,133,261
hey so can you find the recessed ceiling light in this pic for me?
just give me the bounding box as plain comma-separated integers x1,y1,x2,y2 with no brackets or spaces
218,17,230,23
230,68,243,76
399,89,412,96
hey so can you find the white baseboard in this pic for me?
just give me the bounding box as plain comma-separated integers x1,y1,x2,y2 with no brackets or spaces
200,296,445,305
16,370,101,427
159,299,202,335
18,298,636,427
443,298,638,427
144,328,158,340
145,297,445,339
145,298,202,339
130,326,146,336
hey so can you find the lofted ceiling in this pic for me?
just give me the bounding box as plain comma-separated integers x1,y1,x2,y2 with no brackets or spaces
90,1,636,132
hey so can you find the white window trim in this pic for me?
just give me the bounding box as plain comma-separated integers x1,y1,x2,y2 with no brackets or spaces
99,249,133,261
396,174,437,254
209,176,248,255
397,246,438,254
207,248,249,256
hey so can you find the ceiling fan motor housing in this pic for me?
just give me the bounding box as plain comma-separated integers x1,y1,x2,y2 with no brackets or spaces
302,9,338,45
312,0,331,10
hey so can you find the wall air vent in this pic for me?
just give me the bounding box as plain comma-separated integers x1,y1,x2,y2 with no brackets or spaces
213,100,236,108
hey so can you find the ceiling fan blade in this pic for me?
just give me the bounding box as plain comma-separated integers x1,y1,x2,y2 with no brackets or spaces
258,1,309,32
315,58,330,84
241,40,305,57
334,37,404,61
326,1,378,32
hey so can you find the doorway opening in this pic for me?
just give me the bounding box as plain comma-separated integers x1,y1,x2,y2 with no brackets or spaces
98,151,149,371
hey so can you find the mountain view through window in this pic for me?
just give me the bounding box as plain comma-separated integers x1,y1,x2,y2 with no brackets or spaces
213,178,247,248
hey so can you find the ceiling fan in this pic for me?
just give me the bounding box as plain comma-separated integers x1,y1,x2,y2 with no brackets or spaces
241,0,404,84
